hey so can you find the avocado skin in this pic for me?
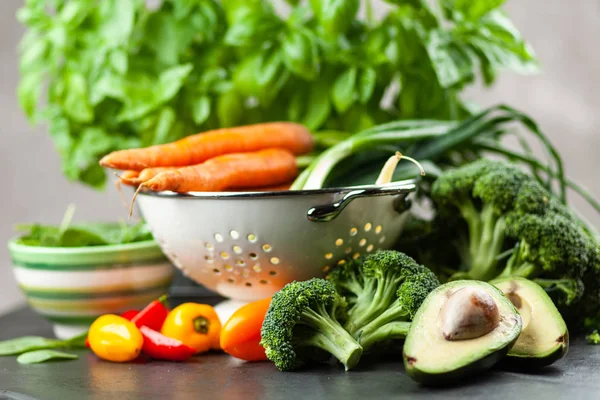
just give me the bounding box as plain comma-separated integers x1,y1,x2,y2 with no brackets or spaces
403,336,518,386
500,330,569,370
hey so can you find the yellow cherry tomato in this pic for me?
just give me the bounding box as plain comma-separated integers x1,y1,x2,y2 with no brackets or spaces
88,314,143,362
161,303,221,354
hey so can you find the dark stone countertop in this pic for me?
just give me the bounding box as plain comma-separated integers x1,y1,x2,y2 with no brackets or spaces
1,305,600,400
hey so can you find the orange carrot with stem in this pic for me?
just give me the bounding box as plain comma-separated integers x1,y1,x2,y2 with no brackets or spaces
101,122,313,171
129,149,298,215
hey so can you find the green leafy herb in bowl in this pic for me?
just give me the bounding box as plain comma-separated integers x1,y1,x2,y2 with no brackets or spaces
8,205,174,339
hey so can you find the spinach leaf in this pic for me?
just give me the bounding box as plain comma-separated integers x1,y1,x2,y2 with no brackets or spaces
0,337,62,356
17,350,78,364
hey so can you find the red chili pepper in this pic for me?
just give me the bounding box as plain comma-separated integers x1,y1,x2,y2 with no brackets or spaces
85,308,141,348
130,294,170,331
140,326,196,362
121,309,140,320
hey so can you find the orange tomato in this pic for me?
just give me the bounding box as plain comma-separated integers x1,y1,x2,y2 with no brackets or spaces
220,297,272,361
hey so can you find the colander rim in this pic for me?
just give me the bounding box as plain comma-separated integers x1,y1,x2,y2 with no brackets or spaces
136,179,419,199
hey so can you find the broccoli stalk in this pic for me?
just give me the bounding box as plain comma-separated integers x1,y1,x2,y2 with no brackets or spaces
260,278,362,371
291,303,362,370
328,250,439,350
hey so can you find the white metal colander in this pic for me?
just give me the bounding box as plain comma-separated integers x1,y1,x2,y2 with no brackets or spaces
135,180,417,301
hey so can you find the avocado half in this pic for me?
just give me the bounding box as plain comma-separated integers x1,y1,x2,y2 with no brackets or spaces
491,277,569,368
402,280,522,385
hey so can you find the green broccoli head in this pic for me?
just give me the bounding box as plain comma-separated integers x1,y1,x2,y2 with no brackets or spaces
259,278,363,371
430,159,600,329
328,250,439,350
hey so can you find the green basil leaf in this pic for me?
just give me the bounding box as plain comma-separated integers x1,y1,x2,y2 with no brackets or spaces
90,71,125,105
109,49,128,75
59,1,89,29
0,337,62,356
442,0,505,21
153,107,176,145
217,90,244,127
287,90,306,123
310,0,359,36
157,64,194,103
19,37,48,73
18,71,45,121
332,67,357,113
358,67,376,104
424,30,474,88
98,0,135,48
192,95,211,125
303,80,331,130
282,30,319,80
17,350,78,364
144,11,196,66
63,72,93,123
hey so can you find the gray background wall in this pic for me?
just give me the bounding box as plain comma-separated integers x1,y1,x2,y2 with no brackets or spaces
1,1,598,315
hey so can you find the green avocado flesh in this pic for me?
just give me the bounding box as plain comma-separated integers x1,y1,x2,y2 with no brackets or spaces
491,277,568,367
403,280,522,385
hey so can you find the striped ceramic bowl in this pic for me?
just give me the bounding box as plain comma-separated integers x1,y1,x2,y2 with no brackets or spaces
8,239,174,339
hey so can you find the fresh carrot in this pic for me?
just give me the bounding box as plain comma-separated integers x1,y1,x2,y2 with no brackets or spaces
129,149,298,214
100,122,313,171
118,167,176,186
114,170,140,206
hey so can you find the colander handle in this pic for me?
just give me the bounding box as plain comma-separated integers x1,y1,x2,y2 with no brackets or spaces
306,181,417,222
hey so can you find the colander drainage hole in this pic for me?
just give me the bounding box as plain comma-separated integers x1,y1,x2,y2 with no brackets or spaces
249,252,258,260
353,253,361,260
350,227,358,236
247,234,257,243
359,238,367,247
262,244,272,252
215,233,224,242
236,259,245,267
335,238,343,246
337,260,346,266
269,270,277,276
322,265,331,273
379,236,386,244
227,278,235,283
375,225,383,234
270,257,280,265
253,264,262,272
324,252,333,260
260,280,268,285
225,265,233,271
230,230,239,239
366,244,374,252
213,268,221,275
220,251,230,260
233,245,242,254
245,282,252,287
345,247,352,254
364,223,372,232
205,242,214,251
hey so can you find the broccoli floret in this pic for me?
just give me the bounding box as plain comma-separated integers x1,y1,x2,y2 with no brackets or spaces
586,330,600,345
260,278,363,371
499,212,590,282
328,250,439,350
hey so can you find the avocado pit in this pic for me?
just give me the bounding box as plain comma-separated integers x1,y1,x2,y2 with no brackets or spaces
440,287,500,341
